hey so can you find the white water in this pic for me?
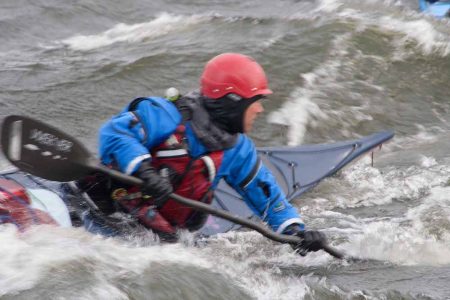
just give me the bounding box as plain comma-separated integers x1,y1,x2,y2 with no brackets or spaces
61,13,209,51
269,0,450,146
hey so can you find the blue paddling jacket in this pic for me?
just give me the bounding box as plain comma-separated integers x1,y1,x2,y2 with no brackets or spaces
99,96,304,233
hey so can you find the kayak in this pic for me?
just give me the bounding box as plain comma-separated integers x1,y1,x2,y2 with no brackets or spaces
418,0,450,18
0,129,394,237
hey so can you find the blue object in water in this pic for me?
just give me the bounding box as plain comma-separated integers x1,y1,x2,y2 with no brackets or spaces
419,0,450,18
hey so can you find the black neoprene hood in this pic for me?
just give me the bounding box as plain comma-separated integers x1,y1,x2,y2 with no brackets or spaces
203,94,263,134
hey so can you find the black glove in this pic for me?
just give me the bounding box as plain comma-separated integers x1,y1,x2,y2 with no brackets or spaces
135,161,173,207
283,224,327,256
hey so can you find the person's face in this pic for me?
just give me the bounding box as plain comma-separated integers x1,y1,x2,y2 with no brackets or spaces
243,100,264,133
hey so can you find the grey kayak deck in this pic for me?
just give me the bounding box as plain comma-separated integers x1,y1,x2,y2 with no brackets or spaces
201,131,394,235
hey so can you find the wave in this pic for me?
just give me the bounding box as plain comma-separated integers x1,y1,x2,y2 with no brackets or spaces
61,13,210,51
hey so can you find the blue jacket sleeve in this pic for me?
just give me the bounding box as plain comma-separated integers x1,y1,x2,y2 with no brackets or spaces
217,135,305,233
99,97,181,174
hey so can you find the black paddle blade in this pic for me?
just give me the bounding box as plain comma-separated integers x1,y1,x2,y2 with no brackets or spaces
1,115,93,181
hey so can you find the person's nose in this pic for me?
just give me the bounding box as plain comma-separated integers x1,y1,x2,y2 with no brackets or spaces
255,101,264,113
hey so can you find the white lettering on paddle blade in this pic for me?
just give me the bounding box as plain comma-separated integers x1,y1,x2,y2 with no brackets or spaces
29,129,73,153
24,144,40,151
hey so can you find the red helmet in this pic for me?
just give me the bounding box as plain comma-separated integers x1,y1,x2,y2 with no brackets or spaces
200,53,273,99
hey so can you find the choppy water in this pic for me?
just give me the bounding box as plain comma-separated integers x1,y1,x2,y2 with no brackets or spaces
1,0,450,299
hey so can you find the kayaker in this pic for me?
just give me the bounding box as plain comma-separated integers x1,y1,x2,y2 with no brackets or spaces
97,53,327,255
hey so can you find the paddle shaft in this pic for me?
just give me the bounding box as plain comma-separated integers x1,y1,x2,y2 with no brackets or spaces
96,164,345,259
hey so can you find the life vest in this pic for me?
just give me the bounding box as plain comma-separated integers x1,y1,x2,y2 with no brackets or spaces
108,96,224,231
149,124,223,229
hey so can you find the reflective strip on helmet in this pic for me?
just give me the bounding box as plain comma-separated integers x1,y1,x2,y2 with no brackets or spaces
200,155,216,182
155,149,188,158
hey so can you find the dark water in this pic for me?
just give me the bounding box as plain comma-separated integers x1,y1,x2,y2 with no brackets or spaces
1,0,450,299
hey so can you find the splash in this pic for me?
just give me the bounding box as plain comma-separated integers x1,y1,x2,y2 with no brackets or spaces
267,89,327,146
267,33,375,145
346,217,450,266
0,225,250,299
314,166,450,265
196,231,335,299
420,155,438,168
322,0,450,56
269,3,450,145
61,13,208,51
376,16,450,57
